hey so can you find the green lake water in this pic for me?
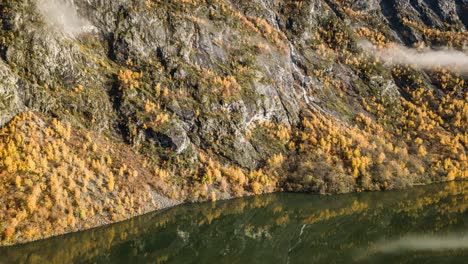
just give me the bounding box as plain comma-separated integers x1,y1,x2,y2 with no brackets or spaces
0,181,467,264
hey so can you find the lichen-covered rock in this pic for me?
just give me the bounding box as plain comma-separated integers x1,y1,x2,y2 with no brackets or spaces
0,61,23,126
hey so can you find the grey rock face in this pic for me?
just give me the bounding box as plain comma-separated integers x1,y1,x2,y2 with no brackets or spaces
162,121,191,155
0,0,465,169
0,62,23,126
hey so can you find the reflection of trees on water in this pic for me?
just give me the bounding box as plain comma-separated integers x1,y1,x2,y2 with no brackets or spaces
1,182,466,263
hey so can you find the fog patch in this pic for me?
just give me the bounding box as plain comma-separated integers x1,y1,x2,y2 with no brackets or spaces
374,234,468,253
355,233,468,260
360,40,468,74
36,0,95,37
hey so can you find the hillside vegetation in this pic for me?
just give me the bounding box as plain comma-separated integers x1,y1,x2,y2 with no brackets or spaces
0,0,466,245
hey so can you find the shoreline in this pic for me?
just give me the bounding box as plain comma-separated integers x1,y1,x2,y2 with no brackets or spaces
2,179,465,248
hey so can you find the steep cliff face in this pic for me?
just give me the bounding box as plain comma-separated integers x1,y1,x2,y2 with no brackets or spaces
0,61,23,126
0,0,466,245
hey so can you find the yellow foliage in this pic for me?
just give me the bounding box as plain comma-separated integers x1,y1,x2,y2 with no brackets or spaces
117,69,142,90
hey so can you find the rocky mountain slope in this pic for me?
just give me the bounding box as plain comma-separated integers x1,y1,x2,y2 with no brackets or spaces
0,0,466,245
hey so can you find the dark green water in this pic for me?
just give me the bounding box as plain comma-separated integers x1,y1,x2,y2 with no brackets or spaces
0,182,467,264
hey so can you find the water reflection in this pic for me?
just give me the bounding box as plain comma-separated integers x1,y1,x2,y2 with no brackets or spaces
0,182,466,264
